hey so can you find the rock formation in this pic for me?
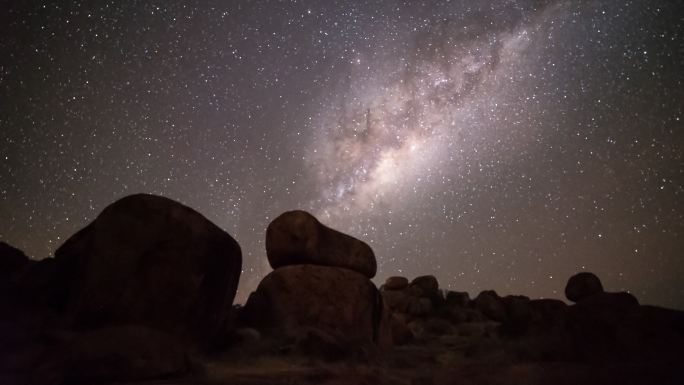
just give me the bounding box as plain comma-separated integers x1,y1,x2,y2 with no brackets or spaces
56,193,242,349
242,210,389,356
0,194,242,384
265,210,377,278
565,271,604,302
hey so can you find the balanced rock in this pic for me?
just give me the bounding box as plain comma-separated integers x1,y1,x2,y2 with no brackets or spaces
242,265,385,346
565,272,604,302
265,210,376,278
55,194,242,348
384,276,409,291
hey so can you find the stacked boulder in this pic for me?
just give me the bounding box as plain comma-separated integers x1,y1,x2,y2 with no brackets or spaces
241,210,390,357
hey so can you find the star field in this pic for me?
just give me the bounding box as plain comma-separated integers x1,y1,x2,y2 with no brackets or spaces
1,1,683,308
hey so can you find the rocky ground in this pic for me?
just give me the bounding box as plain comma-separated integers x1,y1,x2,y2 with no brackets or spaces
1,194,683,385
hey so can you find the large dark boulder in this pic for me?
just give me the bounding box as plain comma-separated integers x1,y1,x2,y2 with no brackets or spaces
565,272,604,302
265,210,376,278
241,264,386,348
55,193,242,349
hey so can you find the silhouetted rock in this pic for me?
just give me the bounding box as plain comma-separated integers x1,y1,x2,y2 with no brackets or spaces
381,289,410,313
241,264,386,350
445,291,470,307
528,298,568,332
0,242,30,278
565,272,604,302
265,210,377,278
501,295,533,334
406,297,433,317
384,276,409,291
409,275,439,298
474,290,506,322
55,193,242,349
390,313,413,345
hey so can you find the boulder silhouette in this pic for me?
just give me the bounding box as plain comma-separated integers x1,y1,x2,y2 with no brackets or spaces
241,264,385,347
384,276,409,291
565,272,604,302
265,210,376,278
409,275,439,298
0,242,31,278
55,193,242,348
474,290,506,322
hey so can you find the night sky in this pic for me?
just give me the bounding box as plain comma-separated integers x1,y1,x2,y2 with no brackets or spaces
2,1,683,308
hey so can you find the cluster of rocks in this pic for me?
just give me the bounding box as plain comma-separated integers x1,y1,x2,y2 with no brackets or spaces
378,274,565,344
2,193,683,384
1,194,242,384
379,270,684,363
237,210,391,359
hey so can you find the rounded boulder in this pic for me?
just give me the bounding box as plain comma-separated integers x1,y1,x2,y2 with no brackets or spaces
55,194,242,349
265,210,377,278
241,264,385,345
565,272,604,302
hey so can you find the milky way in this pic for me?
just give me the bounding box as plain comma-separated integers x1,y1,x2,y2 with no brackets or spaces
1,1,683,307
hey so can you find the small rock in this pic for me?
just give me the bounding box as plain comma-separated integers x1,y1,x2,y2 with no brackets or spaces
565,272,604,302
381,290,409,313
445,291,470,307
406,297,432,317
390,313,413,345
234,327,261,343
384,276,409,291
409,275,439,298
474,290,506,322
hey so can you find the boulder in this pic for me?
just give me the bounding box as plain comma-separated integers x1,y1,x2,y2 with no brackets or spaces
500,295,532,335
241,265,385,346
390,313,413,345
0,242,31,278
409,275,439,298
445,291,470,307
381,290,410,313
474,290,506,322
528,299,568,332
265,210,376,278
384,276,409,291
565,272,604,302
55,194,242,349
566,292,642,360
406,297,433,317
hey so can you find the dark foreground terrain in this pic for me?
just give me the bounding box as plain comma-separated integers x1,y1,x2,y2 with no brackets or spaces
1,194,682,385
